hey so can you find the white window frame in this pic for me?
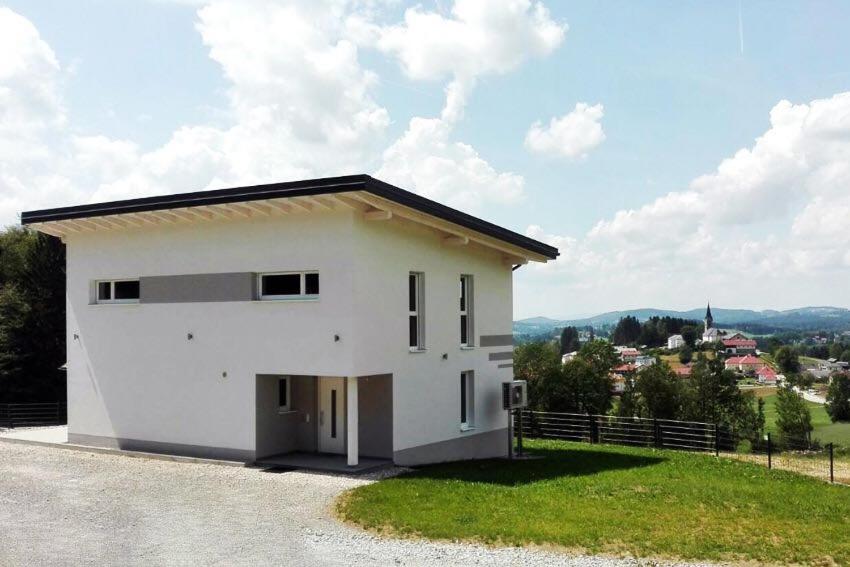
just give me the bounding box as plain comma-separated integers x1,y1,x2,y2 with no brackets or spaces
409,272,425,351
460,370,475,431
258,271,319,301
460,275,474,348
278,376,291,413
95,279,140,304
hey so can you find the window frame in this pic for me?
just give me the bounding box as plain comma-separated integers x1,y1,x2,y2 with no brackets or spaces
95,278,140,305
460,274,474,348
258,271,320,301
408,272,425,351
460,370,475,430
278,376,291,413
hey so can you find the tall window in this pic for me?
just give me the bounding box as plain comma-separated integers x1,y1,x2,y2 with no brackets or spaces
460,371,474,429
460,275,473,347
278,376,291,413
96,279,140,304
409,272,424,350
259,272,319,300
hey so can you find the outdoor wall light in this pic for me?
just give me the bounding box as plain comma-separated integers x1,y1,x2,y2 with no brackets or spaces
187,332,193,340
334,334,340,342
222,371,227,379
442,353,448,360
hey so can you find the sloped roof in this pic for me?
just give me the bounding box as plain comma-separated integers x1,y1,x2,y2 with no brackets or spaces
21,174,559,262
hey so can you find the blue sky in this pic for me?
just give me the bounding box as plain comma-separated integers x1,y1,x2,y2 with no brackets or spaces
2,1,850,318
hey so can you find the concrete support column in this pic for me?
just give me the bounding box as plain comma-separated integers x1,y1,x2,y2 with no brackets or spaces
347,376,358,466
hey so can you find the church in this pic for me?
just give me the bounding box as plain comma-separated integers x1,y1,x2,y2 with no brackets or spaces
701,303,723,343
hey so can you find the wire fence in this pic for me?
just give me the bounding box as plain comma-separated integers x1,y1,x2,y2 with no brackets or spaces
516,409,843,485
0,402,67,429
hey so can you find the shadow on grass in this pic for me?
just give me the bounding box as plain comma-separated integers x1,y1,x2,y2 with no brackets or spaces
408,447,667,486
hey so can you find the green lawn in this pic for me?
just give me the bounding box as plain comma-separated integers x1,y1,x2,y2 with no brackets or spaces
339,440,850,564
760,393,850,446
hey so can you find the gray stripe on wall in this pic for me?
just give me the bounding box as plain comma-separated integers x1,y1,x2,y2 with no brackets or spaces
488,351,513,361
140,272,255,303
479,334,514,347
68,433,255,462
497,363,513,369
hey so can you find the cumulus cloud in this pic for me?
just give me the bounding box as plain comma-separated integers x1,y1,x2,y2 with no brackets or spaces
520,92,850,316
0,0,567,223
525,102,605,159
368,0,566,211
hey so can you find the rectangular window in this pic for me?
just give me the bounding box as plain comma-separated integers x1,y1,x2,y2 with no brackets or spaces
409,272,424,350
259,272,319,300
460,371,474,429
96,279,140,304
460,275,473,347
278,376,291,412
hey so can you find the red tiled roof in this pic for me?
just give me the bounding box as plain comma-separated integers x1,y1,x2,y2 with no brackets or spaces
757,366,777,377
613,363,636,373
674,366,692,376
725,354,763,366
722,339,757,347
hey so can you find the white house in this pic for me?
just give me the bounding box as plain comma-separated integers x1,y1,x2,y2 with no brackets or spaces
21,175,558,468
667,334,685,349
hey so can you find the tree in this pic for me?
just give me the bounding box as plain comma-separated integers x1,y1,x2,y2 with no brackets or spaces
576,340,619,377
513,341,561,410
775,387,813,445
0,231,66,402
841,349,850,363
634,363,683,419
612,316,641,346
552,357,612,415
680,354,760,441
678,346,693,365
775,346,801,374
680,325,697,348
826,374,850,422
559,326,580,355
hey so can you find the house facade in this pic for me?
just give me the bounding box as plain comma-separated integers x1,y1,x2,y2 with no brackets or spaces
21,175,558,466
667,334,685,349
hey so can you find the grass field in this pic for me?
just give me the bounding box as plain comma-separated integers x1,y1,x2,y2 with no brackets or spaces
759,393,850,446
339,440,850,565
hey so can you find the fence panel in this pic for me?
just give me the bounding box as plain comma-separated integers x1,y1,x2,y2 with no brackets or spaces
518,410,842,485
0,402,67,428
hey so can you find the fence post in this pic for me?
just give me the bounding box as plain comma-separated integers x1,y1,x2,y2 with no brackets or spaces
767,432,772,470
829,443,834,484
714,423,719,457
517,409,524,457
587,414,599,443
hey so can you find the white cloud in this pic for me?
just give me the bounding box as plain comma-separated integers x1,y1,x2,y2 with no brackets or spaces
368,0,566,211
520,92,850,316
525,102,605,159
366,0,565,82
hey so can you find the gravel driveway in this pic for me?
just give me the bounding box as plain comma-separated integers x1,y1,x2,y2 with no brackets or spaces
0,442,702,566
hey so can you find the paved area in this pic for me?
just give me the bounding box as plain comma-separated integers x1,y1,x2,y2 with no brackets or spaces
0,424,68,443
0,441,710,567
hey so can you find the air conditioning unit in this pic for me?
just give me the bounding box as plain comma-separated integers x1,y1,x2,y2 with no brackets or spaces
502,380,528,410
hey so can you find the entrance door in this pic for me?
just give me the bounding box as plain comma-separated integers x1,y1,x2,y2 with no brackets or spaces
318,377,346,454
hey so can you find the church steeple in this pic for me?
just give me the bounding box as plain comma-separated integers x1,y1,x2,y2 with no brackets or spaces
704,302,714,330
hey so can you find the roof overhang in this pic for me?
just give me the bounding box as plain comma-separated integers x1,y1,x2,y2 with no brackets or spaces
20,174,559,263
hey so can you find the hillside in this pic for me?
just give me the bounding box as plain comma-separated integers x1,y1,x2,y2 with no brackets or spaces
514,306,850,336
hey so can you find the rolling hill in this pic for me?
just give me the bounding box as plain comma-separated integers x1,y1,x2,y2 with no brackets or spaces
514,306,850,337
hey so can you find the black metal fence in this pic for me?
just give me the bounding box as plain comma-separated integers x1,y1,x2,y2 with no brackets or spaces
0,402,67,428
516,409,844,484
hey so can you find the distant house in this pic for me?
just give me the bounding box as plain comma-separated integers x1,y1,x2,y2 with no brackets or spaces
725,354,765,373
635,355,656,368
674,365,692,377
667,334,685,349
756,366,778,384
725,332,748,341
561,351,578,364
722,338,757,355
617,347,641,362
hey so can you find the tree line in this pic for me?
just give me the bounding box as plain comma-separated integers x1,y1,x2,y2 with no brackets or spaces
610,315,702,347
0,228,66,402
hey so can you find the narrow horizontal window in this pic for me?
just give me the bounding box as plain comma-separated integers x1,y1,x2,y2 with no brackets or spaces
259,272,319,300
96,279,140,304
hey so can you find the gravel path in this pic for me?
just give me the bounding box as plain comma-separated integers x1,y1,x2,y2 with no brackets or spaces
0,442,711,566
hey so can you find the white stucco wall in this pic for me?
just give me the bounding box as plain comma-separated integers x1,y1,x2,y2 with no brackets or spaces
66,206,513,458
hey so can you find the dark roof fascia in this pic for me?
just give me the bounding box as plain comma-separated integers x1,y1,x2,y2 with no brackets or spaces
21,174,559,259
